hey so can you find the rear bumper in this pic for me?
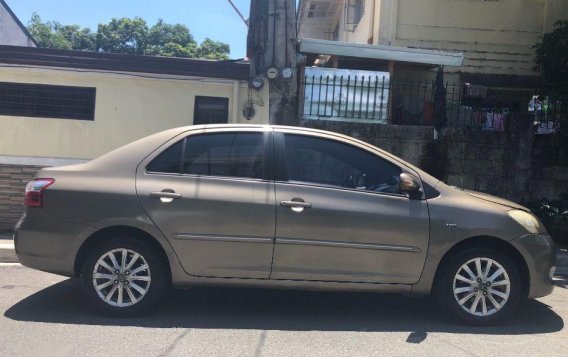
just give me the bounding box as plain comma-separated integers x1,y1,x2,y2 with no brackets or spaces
14,212,92,277
511,233,556,299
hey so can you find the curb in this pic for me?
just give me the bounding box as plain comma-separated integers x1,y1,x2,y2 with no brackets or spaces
0,236,18,263
0,234,17,264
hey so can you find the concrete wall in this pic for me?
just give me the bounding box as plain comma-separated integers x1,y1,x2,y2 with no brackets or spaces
0,2,36,47
0,66,269,161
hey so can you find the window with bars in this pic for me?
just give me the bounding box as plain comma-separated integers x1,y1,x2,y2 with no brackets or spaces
0,82,96,120
193,96,229,125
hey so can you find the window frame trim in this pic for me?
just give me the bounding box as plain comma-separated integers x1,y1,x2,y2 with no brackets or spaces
144,129,273,183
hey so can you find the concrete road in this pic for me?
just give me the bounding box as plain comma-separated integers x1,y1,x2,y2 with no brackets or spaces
0,265,567,357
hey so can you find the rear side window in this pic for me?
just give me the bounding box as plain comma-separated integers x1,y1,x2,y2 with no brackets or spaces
146,132,265,179
146,140,183,174
184,133,264,179
284,134,402,194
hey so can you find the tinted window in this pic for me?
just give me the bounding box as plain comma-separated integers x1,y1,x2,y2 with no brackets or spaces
184,133,264,179
146,140,183,174
284,134,402,194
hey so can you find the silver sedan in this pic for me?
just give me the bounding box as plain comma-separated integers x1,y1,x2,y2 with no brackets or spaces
15,125,556,325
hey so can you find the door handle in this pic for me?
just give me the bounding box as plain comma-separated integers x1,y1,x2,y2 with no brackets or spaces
150,190,182,202
280,201,312,208
280,199,312,213
150,191,182,199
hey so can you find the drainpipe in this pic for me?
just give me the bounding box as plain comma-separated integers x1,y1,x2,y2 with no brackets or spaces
232,80,240,123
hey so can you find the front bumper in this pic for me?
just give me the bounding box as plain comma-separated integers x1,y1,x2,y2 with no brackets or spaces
511,233,556,298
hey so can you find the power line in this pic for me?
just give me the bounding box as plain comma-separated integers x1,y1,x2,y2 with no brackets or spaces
227,0,249,28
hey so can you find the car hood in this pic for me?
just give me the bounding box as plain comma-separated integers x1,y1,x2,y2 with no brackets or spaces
464,190,530,212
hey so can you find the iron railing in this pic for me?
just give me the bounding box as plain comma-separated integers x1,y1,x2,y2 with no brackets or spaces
302,74,389,123
301,75,546,131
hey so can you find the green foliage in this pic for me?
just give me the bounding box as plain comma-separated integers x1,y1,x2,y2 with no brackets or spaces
96,17,149,55
27,13,230,60
196,38,230,60
28,13,74,50
534,20,568,99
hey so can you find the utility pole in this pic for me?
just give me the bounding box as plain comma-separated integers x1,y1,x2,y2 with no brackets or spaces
248,0,298,126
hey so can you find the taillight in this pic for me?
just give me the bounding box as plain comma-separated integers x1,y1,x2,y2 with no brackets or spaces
25,178,55,207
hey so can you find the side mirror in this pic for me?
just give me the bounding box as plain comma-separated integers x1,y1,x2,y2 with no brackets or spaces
399,173,422,198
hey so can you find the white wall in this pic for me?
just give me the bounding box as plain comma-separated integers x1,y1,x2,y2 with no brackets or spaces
0,66,269,160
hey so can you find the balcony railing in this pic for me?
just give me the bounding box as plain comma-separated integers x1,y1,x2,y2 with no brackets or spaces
301,70,533,131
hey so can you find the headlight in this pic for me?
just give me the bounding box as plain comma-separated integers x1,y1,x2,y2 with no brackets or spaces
508,210,545,234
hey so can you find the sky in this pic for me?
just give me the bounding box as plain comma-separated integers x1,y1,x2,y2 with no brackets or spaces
5,0,253,59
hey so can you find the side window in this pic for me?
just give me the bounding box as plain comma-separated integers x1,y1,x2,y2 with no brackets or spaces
146,140,183,174
184,133,265,179
284,134,402,194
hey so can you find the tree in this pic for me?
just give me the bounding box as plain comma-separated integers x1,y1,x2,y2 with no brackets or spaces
55,24,97,51
27,14,230,60
197,38,231,60
146,19,198,57
27,13,73,50
534,20,568,99
96,17,149,55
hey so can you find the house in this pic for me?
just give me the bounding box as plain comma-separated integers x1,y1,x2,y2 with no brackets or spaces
297,0,568,126
0,45,268,231
0,0,37,47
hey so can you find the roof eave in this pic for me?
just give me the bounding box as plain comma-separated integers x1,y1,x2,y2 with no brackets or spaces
300,38,465,67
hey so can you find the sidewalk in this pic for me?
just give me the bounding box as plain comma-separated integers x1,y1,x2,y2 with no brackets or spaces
0,233,568,275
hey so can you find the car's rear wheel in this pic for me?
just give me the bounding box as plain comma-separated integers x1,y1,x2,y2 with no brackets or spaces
436,247,522,325
80,237,168,316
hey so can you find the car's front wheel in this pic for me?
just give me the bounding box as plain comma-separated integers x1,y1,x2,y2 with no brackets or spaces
80,237,169,316
436,247,522,325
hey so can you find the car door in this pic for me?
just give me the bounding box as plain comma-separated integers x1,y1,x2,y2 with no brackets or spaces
271,131,430,284
136,128,275,279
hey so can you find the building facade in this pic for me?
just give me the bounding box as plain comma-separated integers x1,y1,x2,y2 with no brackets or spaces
298,0,568,129
299,0,568,77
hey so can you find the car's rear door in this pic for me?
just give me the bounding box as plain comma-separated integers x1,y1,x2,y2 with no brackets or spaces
136,127,275,279
271,131,430,284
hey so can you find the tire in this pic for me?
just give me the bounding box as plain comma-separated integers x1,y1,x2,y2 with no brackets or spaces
435,247,522,326
80,236,169,317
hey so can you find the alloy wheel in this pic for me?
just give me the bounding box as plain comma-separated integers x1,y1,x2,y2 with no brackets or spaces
452,257,511,317
92,248,152,307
